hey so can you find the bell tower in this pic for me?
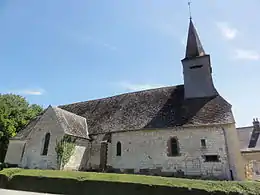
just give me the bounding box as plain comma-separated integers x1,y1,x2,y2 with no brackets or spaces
181,19,218,99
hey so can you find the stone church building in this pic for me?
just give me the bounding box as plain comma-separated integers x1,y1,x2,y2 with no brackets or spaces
5,19,246,181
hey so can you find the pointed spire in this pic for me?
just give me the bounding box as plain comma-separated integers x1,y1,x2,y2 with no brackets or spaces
185,19,205,58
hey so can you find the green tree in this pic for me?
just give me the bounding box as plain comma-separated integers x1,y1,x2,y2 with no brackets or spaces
0,94,43,162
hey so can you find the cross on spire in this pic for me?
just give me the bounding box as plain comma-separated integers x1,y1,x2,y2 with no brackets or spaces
185,20,205,58
184,2,206,59
188,1,192,20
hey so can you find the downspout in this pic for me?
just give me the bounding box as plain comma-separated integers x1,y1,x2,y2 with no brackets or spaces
221,126,232,180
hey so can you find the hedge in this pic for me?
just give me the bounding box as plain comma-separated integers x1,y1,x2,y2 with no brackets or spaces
0,168,260,195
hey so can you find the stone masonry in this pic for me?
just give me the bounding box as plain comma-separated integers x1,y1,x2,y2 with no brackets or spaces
20,107,65,169
85,126,229,179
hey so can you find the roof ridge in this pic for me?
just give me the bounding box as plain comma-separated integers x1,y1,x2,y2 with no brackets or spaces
11,108,48,140
59,85,180,107
52,106,85,119
237,126,253,130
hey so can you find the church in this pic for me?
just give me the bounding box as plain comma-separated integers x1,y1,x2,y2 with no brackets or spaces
4,18,246,181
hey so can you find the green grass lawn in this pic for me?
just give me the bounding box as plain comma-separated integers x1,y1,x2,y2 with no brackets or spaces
0,168,260,194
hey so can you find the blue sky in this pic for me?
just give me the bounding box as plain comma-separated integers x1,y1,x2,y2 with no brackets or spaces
0,0,259,127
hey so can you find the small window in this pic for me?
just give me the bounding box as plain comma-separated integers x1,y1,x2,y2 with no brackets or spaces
201,139,206,148
167,137,180,156
204,155,220,162
116,141,121,156
42,133,50,156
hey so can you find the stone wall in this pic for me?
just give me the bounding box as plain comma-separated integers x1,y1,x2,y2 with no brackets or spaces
83,125,234,179
82,135,104,170
110,126,229,179
242,151,260,161
242,151,260,180
76,123,246,181
222,124,245,180
21,107,65,170
4,140,26,165
64,138,88,171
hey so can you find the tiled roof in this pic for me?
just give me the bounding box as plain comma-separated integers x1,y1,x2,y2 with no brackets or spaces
237,126,254,150
59,85,234,135
237,125,260,151
12,106,89,140
52,107,89,139
11,115,43,140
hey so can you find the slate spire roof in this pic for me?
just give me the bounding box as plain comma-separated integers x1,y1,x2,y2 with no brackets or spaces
185,19,206,58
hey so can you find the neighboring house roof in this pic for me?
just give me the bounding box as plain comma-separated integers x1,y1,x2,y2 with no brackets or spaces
59,85,234,135
237,126,254,150
12,106,89,140
237,125,260,152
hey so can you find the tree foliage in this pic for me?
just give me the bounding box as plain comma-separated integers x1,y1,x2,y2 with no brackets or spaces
0,93,43,161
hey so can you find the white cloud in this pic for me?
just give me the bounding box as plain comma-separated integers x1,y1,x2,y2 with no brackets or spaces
216,22,238,40
116,81,166,91
9,89,45,96
233,49,260,60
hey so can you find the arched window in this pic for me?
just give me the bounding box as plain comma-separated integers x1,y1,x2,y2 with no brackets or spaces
42,133,50,156
116,141,121,156
167,137,180,156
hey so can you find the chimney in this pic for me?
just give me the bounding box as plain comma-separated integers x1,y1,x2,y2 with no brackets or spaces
248,118,260,148
253,118,260,131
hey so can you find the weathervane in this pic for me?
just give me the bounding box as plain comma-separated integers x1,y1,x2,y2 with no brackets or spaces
188,1,192,20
